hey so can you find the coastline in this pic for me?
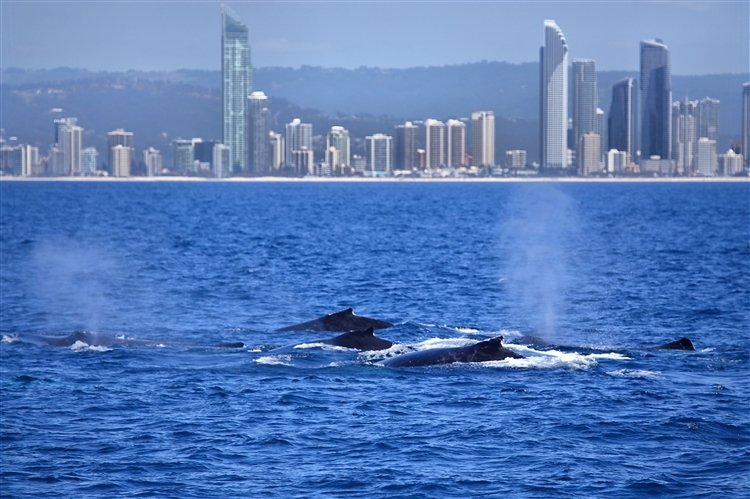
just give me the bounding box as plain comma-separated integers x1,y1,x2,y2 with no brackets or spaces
1,175,748,183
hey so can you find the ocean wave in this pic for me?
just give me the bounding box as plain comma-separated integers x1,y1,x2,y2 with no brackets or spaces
292,342,355,352
70,340,111,353
255,355,293,366
606,369,662,379
2,334,19,343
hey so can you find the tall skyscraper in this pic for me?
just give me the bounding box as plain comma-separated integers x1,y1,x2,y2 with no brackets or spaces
471,111,495,166
572,59,597,166
393,122,418,170
58,124,83,175
446,120,466,168
143,147,162,176
269,132,284,170
365,134,392,173
608,77,637,162
81,147,98,175
213,143,231,178
672,99,696,175
744,82,750,167
578,132,601,176
111,144,131,177
424,119,445,168
696,137,717,176
326,126,350,174
285,119,312,165
108,129,133,175
696,97,720,142
248,91,271,175
641,39,672,161
540,20,568,169
222,5,252,174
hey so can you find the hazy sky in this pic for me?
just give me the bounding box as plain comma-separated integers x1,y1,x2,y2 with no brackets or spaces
2,1,748,75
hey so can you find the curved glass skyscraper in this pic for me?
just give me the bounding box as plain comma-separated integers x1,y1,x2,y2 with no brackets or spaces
222,5,252,174
640,39,671,161
540,20,568,169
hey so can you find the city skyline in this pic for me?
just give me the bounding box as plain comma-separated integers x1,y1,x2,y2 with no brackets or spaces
2,2,747,75
1,6,747,177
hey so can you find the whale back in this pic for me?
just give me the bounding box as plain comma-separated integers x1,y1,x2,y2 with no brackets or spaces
651,337,695,351
323,327,393,351
276,308,394,332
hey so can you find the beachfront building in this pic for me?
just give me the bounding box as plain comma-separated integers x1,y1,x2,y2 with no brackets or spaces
471,111,495,167
365,134,392,174
222,4,252,174
446,119,466,168
540,20,568,169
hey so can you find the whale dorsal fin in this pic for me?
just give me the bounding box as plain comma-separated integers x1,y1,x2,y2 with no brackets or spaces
364,327,374,336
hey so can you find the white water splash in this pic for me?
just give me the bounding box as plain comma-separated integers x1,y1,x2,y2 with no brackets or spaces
606,369,662,379
255,355,293,366
70,340,111,353
2,335,19,343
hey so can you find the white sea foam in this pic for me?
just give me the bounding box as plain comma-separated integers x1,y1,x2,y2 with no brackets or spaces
292,342,354,352
2,334,19,343
70,340,111,352
700,348,715,353
255,355,293,366
606,369,662,379
480,345,628,370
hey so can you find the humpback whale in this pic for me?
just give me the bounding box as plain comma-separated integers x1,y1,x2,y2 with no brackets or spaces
509,335,696,351
276,308,393,332
379,336,523,367
270,327,393,353
15,331,245,349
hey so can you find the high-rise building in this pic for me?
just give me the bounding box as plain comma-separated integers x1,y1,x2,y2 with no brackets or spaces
108,129,133,175
57,124,83,175
248,91,271,175
291,147,313,176
641,39,672,161
48,145,65,175
672,99,697,175
394,122,418,170
222,4,252,174
720,149,743,176
81,147,98,175
424,119,445,169
285,119,313,165
172,139,201,173
111,144,131,177
143,147,162,176
540,20,568,169
506,150,527,169
606,149,628,173
696,97,720,142
213,143,231,178
608,77,637,162
696,137,717,176
53,117,77,144
365,134,392,173
578,132,601,176
471,111,495,166
0,144,35,176
269,132,284,170
326,126,350,174
743,82,750,167
446,120,466,168
572,59,597,166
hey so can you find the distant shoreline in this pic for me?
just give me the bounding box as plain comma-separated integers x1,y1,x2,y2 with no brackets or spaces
1,176,748,183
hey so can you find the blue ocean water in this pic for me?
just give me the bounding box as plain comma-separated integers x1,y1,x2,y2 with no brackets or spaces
1,180,748,498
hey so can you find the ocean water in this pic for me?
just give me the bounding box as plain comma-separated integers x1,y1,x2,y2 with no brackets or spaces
1,180,748,498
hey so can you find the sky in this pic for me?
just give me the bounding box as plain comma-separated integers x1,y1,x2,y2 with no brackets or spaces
1,1,748,75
